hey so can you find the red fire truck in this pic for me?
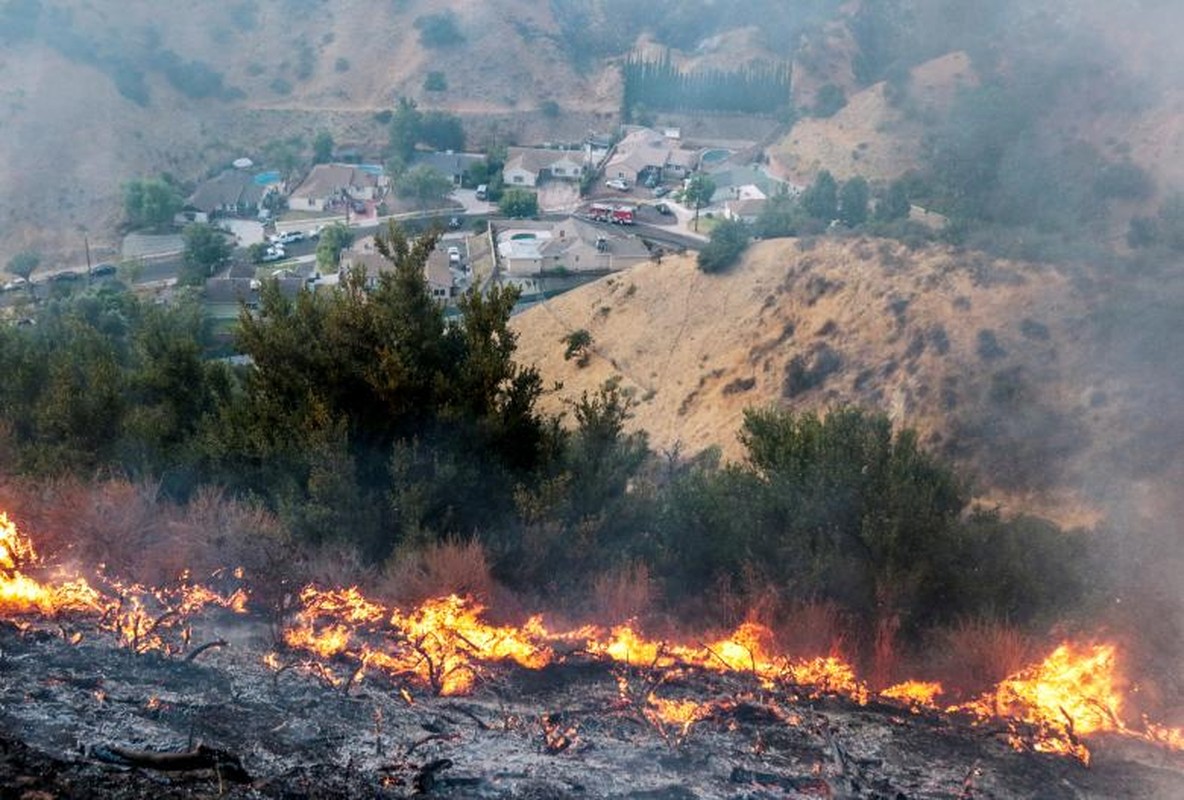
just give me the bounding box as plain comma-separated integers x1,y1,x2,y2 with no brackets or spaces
588,203,615,222
611,206,636,225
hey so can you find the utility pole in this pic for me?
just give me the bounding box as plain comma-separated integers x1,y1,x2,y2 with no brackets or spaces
81,227,92,287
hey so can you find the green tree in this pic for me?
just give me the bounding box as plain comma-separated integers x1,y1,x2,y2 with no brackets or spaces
724,406,967,632
246,242,269,263
562,328,593,366
801,170,838,221
683,173,717,231
839,176,870,227
753,194,812,239
396,165,454,210
697,218,751,273
262,137,305,181
122,298,232,485
6,250,40,284
312,130,334,165
123,177,183,230
315,223,355,273
875,179,911,222
419,111,465,152
499,188,539,218
180,223,232,285
507,378,649,589
389,97,423,162
423,71,447,92
414,11,465,47
813,83,847,117
220,221,551,557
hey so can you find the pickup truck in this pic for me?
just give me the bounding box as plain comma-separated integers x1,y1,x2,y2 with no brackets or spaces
269,230,305,245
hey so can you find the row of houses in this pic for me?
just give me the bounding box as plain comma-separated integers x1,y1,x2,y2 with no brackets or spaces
182,162,391,222
182,141,601,223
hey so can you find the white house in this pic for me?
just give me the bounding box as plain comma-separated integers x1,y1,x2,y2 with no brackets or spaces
603,127,698,186
503,147,587,188
289,164,387,212
496,217,651,276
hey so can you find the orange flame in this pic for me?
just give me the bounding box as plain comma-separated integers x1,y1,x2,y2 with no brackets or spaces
951,641,1184,764
1,511,246,654
0,512,103,615
881,680,944,708
4,508,1184,764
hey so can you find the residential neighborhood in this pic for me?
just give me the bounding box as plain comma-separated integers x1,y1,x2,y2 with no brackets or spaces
8,111,790,328
169,121,776,323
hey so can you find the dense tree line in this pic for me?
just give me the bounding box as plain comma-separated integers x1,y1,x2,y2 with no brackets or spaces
0,222,1099,660
549,0,841,65
621,52,792,119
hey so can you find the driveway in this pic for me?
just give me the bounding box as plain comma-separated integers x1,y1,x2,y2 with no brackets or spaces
122,232,185,259
451,188,493,215
221,219,266,246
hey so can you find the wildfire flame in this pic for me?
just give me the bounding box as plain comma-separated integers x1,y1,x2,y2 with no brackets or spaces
3,509,1183,764
0,511,246,653
947,641,1178,765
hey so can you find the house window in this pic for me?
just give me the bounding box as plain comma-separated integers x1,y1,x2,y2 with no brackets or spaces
513,175,524,183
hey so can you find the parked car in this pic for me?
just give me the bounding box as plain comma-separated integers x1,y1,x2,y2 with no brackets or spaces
89,263,117,277
270,230,304,245
652,185,670,198
260,246,286,263
447,246,461,264
475,184,488,201
605,178,630,191
1,277,27,292
654,202,673,216
50,270,82,282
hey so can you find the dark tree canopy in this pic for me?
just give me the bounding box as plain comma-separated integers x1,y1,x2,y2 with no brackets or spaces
180,223,233,286
499,188,539,218
124,177,183,230
222,222,549,556
839,177,870,227
697,218,750,273
801,170,839,221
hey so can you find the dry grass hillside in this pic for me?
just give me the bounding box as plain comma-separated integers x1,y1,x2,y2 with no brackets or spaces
772,51,974,184
0,0,619,265
511,237,1144,525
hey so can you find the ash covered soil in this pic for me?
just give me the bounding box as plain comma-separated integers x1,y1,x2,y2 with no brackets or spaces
2,618,1183,799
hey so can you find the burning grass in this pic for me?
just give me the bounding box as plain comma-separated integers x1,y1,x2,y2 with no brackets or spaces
3,503,1184,769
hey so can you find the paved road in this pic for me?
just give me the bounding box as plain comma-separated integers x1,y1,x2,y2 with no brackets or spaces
3,196,708,312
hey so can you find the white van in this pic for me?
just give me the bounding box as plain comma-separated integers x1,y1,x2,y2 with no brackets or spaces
475,184,488,201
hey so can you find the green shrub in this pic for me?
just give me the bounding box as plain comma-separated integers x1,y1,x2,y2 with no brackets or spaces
697,219,750,273
415,11,465,48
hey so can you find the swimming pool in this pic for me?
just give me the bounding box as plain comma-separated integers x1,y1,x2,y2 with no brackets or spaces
700,148,733,167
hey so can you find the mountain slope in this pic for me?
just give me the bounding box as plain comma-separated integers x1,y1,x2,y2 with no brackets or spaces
0,0,618,264
511,237,1133,524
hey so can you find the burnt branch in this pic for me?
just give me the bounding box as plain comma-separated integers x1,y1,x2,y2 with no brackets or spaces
184,639,227,662
96,744,251,784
